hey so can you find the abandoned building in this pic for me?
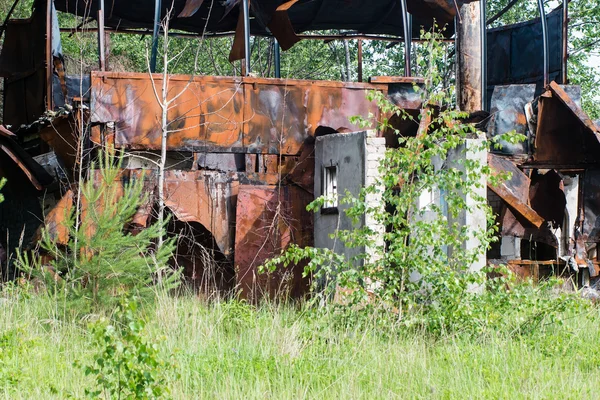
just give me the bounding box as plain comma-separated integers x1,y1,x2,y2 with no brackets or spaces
0,0,597,298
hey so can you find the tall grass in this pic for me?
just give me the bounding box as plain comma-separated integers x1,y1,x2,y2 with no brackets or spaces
1,286,599,399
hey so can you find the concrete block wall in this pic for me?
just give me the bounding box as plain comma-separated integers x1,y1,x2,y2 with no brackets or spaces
314,130,385,265
364,132,386,264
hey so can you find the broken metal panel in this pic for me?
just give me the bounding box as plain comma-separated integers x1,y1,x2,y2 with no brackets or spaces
234,184,312,301
55,0,471,42
163,170,239,257
53,75,91,108
528,169,566,229
38,113,83,179
548,82,600,140
0,6,47,126
486,7,564,105
533,83,600,166
90,72,418,155
488,84,535,155
500,206,558,249
0,134,53,191
488,153,544,228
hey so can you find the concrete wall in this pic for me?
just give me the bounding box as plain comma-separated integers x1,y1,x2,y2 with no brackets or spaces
447,138,488,272
314,131,366,262
315,132,487,274
314,131,385,263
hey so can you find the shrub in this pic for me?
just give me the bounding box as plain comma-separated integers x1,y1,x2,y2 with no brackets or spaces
18,152,180,314
81,299,177,399
261,28,583,336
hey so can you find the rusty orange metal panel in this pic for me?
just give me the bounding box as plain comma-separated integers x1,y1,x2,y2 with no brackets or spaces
234,185,312,301
90,72,419,156
39,189,74,245
91,72,245,152
242,80,308,154
163,170,238,257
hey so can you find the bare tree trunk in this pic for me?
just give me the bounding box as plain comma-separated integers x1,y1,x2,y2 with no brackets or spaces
157,18,170,249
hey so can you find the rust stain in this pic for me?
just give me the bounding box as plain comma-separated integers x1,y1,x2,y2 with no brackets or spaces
234,185,312,301
90,72,422,155
39,189,74,246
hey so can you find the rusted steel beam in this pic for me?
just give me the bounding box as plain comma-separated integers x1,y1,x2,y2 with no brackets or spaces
357,39,363,82
480,0,487,111
488,153,545,228
0,144,43,190
150,0,161,72
456,1,482,112
58,27,455,44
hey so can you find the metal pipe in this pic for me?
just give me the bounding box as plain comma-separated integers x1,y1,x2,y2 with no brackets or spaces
150,0,161,73
274,38,281,78
399,0,410,76
486,0,520,26
98,0,106,71
242,0,251,75
537,0,549,86
481,0,487,110
562,0,568,83
58,27,455,43
46,0,52,110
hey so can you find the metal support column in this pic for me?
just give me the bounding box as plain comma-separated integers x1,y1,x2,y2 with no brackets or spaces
357,39,363,82
399,0,411,77
98,0,106,71
562,0,568,83
537,0,549,86
242,0,251,75
274,38,281,78
150,0,161,73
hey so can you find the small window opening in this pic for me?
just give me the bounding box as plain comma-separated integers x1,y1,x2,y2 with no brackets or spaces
323,165,338,213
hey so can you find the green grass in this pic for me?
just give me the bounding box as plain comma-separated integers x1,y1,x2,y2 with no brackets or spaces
1,289,600,399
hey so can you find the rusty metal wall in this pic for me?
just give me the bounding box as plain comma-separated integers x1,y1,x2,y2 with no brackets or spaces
234,184,312,301
90,72,425,155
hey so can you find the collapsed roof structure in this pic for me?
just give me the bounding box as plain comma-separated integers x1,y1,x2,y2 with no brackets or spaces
0,0,597,296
